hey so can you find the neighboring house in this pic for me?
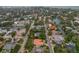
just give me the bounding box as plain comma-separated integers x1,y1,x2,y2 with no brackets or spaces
66,27,73,30
33,39,44,46
34,32,40,37
2,42,15,53
66,42,75,49
0,29,7,34
52,34,64,44
14,29,26,41
65,42,76,52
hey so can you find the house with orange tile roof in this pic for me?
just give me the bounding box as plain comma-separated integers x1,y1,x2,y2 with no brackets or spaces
48,23,57,31
33,39,44,46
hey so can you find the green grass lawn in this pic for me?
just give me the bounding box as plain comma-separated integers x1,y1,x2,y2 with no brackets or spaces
11,44,21,53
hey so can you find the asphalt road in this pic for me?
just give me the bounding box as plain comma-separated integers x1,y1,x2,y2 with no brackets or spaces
18,20,35,53
44,19,54,53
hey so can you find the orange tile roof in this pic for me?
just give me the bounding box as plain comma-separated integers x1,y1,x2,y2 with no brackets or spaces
34,39,44,46
49,24,57,31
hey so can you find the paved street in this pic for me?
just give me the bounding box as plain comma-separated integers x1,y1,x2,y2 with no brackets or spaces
44,18,54,53
18,20,35,53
